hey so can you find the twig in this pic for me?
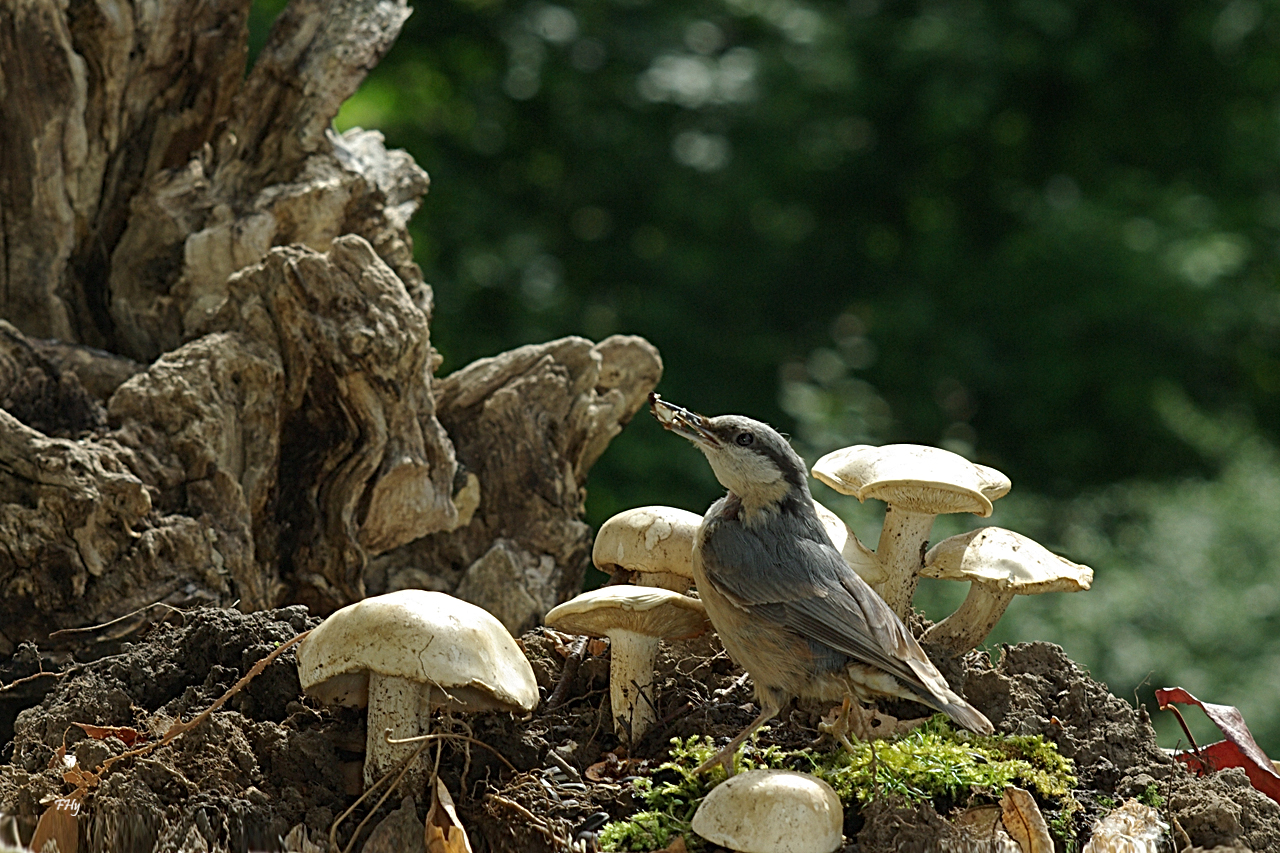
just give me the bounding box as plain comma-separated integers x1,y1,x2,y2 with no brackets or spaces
1166,706,1206,770
66,630,311,798
712,670,750,700
157,630,310,745
0,670,61,694
547,636,588,709
47,602,184,637
331,737,431,853
657,701,694,730
387,731,517,774
485,794,560,843
545,748,581,782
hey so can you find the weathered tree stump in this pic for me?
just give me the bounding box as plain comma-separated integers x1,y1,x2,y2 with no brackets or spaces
0,0,660,649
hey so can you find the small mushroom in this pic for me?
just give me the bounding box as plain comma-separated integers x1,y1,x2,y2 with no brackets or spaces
919,527,1093,654
691,768,843,853
544,585,709,742
593,505,703,592
1081,800,1168,853
811,443,1011,616
297,589,538,789
594,503,883,591
810,499,887,586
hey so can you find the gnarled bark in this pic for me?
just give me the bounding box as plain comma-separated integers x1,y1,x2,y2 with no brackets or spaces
0,0,662,645
371,335,663,634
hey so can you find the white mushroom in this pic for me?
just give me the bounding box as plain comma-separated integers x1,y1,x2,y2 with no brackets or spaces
593,505,703,593
297,589,538,789
1081,800,1168,853
811,443,1010,616
691,769,843,853
595,503,883,591
920,527,1093,654
544,586,709,742
810,499,887,586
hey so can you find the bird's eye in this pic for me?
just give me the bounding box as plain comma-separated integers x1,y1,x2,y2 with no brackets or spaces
735,432,754,447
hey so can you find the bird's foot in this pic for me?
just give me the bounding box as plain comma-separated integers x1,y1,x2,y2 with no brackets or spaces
818,698,873,748
693,744,740,778
712,671,752,700
819,699,926,749
694,705,779,776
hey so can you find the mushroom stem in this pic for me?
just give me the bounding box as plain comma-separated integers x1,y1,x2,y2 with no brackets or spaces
607,629,661,742
365,671,426,790
870,506,937,617
921,582,1016,654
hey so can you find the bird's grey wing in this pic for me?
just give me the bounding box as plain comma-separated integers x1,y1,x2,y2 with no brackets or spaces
701,524,927,688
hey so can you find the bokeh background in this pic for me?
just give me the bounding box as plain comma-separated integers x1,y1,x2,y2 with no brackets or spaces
253,0,1280,755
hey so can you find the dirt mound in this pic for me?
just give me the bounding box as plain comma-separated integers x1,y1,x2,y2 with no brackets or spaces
2,609,1278,852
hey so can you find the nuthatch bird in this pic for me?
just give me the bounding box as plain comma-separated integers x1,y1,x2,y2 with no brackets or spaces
650,394,993,775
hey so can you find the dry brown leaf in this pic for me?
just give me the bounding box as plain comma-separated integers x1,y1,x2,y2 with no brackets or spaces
425,777,473,853
73,722,145,747
540,627,577,657
953,805,1021,851
51,754,94,793
660,836,688,853
30,800,79,853
1001,787,1054,853
585,751,649,782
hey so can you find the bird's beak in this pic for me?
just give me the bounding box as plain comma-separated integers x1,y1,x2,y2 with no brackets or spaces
649,393,719,448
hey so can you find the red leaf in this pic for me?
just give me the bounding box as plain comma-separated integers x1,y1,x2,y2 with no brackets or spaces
1156,687,1280,804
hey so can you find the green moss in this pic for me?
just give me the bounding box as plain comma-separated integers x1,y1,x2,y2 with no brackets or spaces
598,717,1079,851
1047,808,1081,853
598,809,691,852
783,717,1076,805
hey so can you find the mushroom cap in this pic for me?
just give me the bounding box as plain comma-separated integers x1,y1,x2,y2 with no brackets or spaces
544,586,709,640
811,499,887,585
921,526,1093,593
692,769,843,853
297,589,538,714
592,505,702,579
812,444,1011,517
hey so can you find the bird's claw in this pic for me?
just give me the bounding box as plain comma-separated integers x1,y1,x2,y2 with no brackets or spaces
694,747,739,778
819,699,929,748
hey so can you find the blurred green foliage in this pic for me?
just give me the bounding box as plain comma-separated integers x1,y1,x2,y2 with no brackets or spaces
332,0,1280,510
251,0,1280,751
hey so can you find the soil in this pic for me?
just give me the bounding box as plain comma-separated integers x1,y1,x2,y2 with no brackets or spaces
1,606,1278,852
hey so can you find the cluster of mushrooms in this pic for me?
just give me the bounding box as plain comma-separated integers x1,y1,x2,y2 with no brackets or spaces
291,442,1094,852
550,442,1094,744
809,443,1094,649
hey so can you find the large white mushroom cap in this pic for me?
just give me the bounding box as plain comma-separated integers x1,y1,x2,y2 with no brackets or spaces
920,527,1093,653
592,505,702,591
297,589,538,714
692,769,843,853
812,443,1010,516
811,443,1012,616
921,526,1092,593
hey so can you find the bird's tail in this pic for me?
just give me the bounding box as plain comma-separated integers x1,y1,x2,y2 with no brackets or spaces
934,694,994,735
901,655,995,735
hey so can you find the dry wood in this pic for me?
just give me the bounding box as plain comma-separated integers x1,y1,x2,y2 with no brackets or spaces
0,0,661,644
